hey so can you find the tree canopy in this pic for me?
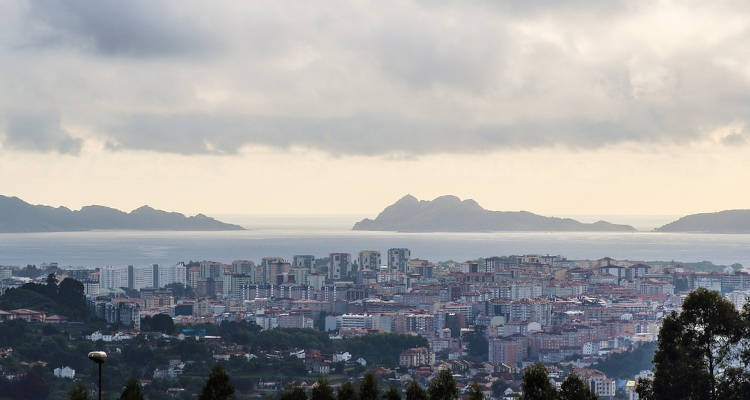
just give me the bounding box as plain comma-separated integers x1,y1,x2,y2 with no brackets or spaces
638,288,750,400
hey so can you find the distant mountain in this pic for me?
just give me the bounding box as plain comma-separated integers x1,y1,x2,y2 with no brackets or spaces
656,210,750,233
0,195,244,232
353,195,637,232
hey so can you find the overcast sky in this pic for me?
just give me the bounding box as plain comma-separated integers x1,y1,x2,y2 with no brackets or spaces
1,0,750,218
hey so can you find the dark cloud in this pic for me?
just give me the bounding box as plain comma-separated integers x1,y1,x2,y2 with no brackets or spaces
99,109,714,156
25,0,219,57
2,1,750,156
721,132,748,146
1,111,82,154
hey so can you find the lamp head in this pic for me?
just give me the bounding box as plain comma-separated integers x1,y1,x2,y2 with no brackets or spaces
88,351,107,363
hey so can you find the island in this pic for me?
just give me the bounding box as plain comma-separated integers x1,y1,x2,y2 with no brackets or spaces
656,209,750,233
352,194,636,232
0,195,244,232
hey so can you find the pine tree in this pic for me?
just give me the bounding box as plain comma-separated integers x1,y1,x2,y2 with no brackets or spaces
68,382,93,400
651,288,743,400
119,378,145,400
559,374,597,400
404,381,427,400
199,364,236,400
338,381,358,400
311,379,335,400
359,373,379,400
428,368,458,400
466,382,484,400
383,386,401,400
521,364,557,400
280,386,308,400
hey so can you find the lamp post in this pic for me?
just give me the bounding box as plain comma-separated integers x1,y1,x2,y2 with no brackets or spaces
88,351,107,400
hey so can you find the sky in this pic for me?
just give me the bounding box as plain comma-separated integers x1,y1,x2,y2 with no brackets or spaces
1,0,750,218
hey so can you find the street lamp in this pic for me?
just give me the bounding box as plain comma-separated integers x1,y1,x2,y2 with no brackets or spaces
88,351,107,400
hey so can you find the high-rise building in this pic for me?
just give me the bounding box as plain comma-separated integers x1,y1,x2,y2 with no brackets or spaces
231,260,254,276
229,274,253,302
388,248,411,273
100,266,129,290
293,255,315,269
358,250,381,270
199,261,224,280
289,266,310,285
328,253,352,281
260,257,286,284
186,266,200,288
156,263,187,288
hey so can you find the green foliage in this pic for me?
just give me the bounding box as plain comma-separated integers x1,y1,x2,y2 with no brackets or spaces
490,380,509,398
383,386,401,400
199,364,236,400
342,334,428,367
464,326,488,362
635,378,653,400
520,364,556,400
0,366,51,399
141,313,176,334
338,381,358,400
311,380,335,400
404,381,427,400
559,374,597,400
649,288,749,400
590,342,657,379
65,382,92,400
68,382,93,400
119,378,145,400
0,275,92,319
280,386,308,400
359,373,379,400
428,369,458,400
466,382,484,400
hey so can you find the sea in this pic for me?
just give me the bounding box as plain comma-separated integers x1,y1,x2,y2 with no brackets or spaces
0,214,749,268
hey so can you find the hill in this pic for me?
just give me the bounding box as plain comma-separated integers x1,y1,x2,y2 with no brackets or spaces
656,210,750,233
0,195,244,232
353,195,636,232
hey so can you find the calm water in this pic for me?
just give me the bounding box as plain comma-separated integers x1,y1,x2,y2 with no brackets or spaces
0,215,748,268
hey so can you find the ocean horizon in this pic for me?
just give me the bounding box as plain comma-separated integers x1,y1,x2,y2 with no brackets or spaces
0,214,747,269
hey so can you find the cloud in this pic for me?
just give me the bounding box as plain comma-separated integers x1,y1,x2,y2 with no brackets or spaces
1,1,750,156
23,0,221,57
1,111,82,154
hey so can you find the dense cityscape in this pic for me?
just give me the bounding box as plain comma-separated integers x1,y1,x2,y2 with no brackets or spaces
1,249,747,399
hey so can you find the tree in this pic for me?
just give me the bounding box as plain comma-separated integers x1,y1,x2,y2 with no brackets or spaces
559,374,597,400
650,288,743,400
58,278,86,312
199,364,236,400
405,381,427,400
466,382,484,400
311,379,335,400
45,273,58,298
428,368,458,400
490,380,509,398
281,386,308,400
383,387,401,400
68,382,93,400
465,326,488,361
120,378,145,400
635,379,653,400
151,313,175,334
338,382,358,400
521,363,557,400
360,373,379,400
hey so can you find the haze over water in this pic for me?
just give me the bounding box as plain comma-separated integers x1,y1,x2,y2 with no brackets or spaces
0,215,747,268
